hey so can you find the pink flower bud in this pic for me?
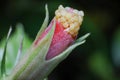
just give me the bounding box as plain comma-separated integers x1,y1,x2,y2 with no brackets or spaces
34,5,84,60
6,5,87,80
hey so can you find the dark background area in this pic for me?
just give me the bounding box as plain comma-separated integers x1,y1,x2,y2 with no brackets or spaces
0,0,120,80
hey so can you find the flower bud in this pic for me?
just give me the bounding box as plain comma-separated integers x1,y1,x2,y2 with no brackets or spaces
34,5,84,60
7,5,89,80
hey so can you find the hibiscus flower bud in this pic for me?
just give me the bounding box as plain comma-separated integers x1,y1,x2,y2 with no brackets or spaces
7,5,89,80
34,5,84,60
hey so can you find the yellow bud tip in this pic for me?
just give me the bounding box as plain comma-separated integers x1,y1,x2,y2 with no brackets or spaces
55,5,84,37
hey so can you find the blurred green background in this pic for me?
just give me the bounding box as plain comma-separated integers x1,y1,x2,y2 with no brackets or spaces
0,0,120,80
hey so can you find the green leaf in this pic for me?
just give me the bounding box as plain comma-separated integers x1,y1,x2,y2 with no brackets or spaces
1,27,12,77
0,23,32,77
15,36,24,66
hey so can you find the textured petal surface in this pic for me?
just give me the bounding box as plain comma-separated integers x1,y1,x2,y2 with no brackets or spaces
46,20,74,60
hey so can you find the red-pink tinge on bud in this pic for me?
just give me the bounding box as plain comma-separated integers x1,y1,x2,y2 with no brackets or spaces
35,5,84,60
